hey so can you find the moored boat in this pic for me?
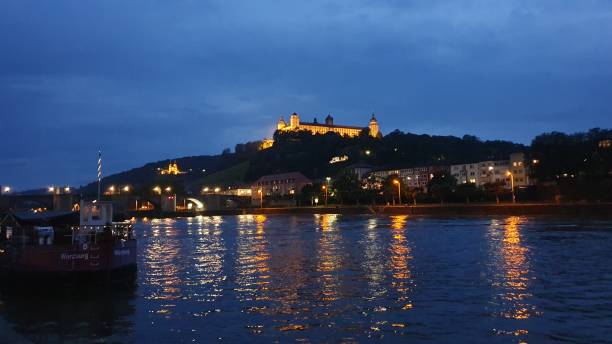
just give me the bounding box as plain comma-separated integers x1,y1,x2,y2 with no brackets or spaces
0,201,136,281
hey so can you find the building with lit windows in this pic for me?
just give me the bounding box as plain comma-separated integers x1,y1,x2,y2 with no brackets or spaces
367,165,449,190
251,172,312,205
450,153,530,189
277,113,381,138
598,139,611,149
158,161,186,175
260,138,275,150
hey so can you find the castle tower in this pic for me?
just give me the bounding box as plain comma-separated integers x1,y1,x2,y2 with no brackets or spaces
277,116,287,130
369,113,380,137
325,114,334,126
290,113,300,128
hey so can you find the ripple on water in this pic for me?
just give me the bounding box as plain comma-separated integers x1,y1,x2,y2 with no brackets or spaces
2,215,612,343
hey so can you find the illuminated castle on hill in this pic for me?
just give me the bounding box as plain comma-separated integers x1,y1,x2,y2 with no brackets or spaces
259,113,382,150
277,113,381,138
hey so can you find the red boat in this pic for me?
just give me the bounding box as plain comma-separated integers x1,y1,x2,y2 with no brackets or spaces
0,201,136,281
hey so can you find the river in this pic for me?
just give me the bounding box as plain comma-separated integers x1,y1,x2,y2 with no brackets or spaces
1,215,611,343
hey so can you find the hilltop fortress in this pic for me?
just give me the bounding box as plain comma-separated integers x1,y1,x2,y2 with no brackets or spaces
277,113,381,138
260,113,382,149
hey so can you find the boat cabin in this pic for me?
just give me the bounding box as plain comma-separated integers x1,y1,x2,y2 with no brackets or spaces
80,200,113,229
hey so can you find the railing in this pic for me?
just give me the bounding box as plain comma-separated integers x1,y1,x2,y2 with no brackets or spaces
70,222,134,244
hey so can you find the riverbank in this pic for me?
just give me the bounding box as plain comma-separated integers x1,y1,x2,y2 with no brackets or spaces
130,202,612,218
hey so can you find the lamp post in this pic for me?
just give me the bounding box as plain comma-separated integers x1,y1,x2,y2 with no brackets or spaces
153,186,162,212
507,171,516,203
393,179,401,205
258,188,263,208
322,185,328,206
326,177,331,205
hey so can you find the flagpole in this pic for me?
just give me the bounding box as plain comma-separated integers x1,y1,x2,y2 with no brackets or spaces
97,150,102,201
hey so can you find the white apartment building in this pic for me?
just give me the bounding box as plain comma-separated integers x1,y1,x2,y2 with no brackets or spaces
451,153,530,189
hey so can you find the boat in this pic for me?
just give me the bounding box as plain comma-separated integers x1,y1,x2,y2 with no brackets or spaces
0,200,136,281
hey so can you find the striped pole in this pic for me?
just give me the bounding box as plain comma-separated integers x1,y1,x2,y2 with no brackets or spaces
97,150,102,201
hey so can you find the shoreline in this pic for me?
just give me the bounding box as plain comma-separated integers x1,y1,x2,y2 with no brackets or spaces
129,202,612,219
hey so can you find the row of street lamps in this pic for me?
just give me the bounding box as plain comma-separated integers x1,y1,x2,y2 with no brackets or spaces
152,186,172,194
48,186,71,194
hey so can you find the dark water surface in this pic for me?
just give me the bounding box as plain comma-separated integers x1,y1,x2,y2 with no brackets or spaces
2,215,612,343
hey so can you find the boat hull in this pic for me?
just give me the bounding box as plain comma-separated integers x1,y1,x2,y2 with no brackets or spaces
0,239,137,276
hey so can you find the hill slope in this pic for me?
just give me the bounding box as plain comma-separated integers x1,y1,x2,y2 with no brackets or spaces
80,129,528,195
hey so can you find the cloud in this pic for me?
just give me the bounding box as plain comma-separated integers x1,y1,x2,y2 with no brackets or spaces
0,0,611,189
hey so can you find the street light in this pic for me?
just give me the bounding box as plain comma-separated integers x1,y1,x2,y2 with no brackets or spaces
122,185,130,192
506,171,516,203
325,177,331,205
2,186,10,194
165,186,172,193
322,185,328,206
153,186,162,194
393,179,402,205
407,177,417,205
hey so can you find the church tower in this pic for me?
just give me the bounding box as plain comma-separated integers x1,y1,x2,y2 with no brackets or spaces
277,116,287,130
290,113,300,128
369,113,380,137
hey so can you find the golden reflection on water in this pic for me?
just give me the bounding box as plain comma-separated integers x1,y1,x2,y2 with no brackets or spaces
235,215,271,302
144,219,182,316
389,216,413,305
316,214,341,302
192,216,225,305
489,216,535,340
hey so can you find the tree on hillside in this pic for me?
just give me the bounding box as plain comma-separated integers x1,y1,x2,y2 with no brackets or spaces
235,141,262,158
455,182,479,204
428,172,456,204
382,174,409,205
300,183,324,206
332,171,362,205
483,181,507,204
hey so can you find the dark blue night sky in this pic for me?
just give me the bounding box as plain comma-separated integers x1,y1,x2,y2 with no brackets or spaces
1,1,611,189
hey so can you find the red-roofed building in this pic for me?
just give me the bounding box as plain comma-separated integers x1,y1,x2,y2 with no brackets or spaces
251,172,312,206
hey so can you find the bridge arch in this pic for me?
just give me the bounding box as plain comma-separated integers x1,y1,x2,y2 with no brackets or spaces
186,198,205,210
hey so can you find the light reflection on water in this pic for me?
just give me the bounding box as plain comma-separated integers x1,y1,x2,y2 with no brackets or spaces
389,215,413,310
486,216,542,342
316,214,342,303
235,214,270,303
2,215,612,343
